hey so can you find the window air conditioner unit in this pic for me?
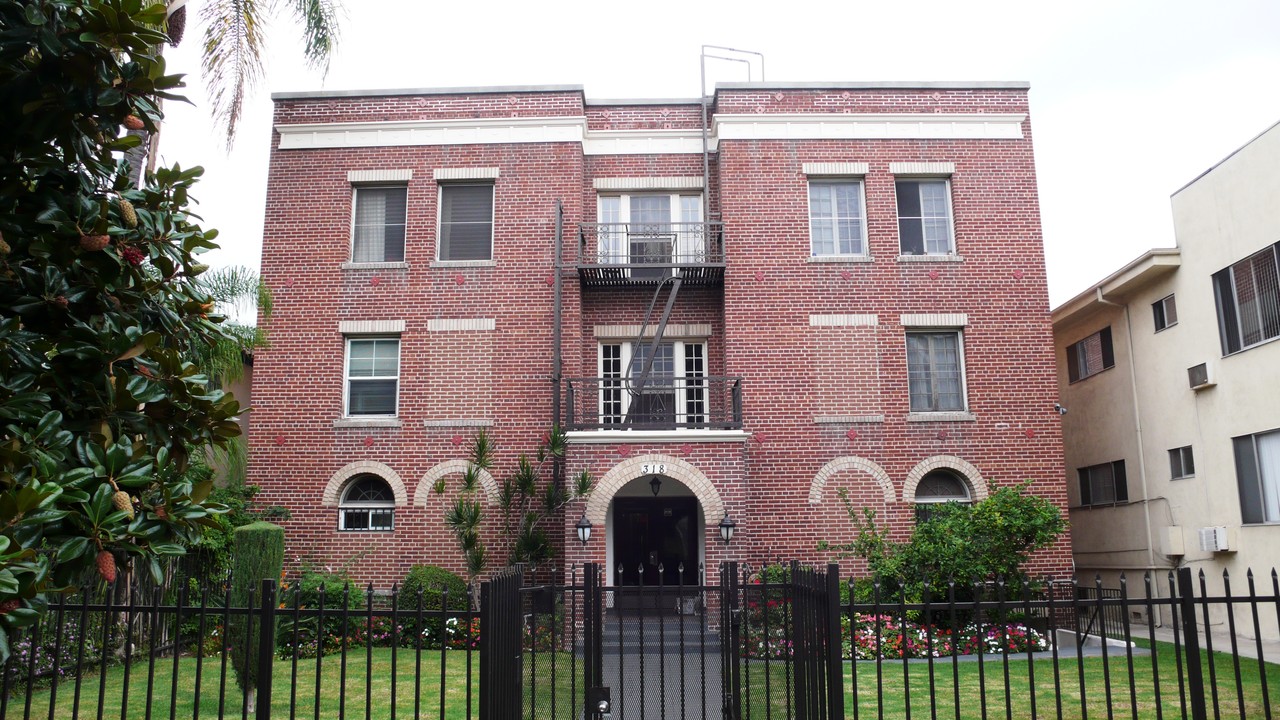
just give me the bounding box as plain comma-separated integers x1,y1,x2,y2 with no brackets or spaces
1187,363,1215,391
1197,526,1230,552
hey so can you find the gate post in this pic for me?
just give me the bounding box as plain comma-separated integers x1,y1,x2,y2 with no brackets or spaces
255,578,277,720
826,564,845,720
583,563,605,719
722,561,742,720
1176,567,1208,720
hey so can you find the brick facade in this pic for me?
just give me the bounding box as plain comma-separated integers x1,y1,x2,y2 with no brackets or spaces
251,82,1072,588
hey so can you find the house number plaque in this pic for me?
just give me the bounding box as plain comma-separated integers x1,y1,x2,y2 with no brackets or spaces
641,463,667,476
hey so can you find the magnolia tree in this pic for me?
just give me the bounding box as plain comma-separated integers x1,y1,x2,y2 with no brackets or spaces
0,0,242,659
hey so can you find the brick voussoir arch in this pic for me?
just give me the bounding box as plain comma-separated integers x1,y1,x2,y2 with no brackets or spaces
809,456,895,505
585,454,723,526
902,455,989,503
323,460,408,507
412,459,500,506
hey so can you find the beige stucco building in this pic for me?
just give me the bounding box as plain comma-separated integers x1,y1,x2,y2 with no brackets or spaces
1052,120,1280,639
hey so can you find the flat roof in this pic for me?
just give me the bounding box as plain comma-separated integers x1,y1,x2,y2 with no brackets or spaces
1051,248,1182,325
715,80,1030,90
1172,117,1280,197
271,84,584,101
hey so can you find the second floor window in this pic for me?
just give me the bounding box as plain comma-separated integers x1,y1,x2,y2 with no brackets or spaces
439,184,494,261
346,338,399,416
896,180,953,255
600,340,706,429
1066,327,1114,383
1079,460,1128,506
906,331,965,412
351,186,407,263
808,181,867,256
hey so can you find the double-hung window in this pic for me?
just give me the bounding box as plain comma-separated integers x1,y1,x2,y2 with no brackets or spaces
345,337,399,416
896,180,954,255
1066,327,1114,383
1233,429,1280,524
339,474,395,531
439,184,494,261
1078,460,1128,506
597,194,704,276
351,186,407,263
1169,445,1195,480
906,330,965,412
1213,242,1280,354
599,340,706,429
808,181,867,257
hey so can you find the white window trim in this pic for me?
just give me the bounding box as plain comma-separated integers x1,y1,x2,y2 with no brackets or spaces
894,177,957,257
807,179,869,259
905,328,969,414
597,339,707,429
436,182,495,262
349,184,408,265
1154,294,1178,332
596,192,705,267
337,475,396,532
343,335,401,419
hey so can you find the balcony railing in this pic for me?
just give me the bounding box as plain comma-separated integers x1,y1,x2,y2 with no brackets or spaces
565,375,743,431
576,222,725,286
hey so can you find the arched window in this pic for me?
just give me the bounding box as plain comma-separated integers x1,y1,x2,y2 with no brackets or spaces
339,474,395,531
914,469,971,522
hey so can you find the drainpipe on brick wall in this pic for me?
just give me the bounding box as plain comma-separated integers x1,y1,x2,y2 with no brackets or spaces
1096,288,1159,575
553,200,563,428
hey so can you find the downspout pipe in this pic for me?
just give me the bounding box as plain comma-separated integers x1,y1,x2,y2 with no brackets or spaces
553,200,563,428
1095,287,1158,573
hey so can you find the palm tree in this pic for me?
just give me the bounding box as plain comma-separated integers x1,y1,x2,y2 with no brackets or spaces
126,0,342,182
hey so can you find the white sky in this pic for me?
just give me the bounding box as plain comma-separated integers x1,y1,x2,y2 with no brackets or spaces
155,0,1280,308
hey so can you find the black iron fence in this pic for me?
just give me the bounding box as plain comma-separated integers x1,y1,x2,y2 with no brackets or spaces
575,222,726,286
3,564,1278,720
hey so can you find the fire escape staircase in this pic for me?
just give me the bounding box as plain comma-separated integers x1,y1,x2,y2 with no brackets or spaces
625,271,684,424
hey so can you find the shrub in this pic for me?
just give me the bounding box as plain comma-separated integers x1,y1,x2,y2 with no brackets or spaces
228,522,284,699
277,570,366,659
398,565,468,645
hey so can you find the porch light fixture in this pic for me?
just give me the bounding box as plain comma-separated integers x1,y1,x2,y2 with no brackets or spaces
649,475,662,496
718,513,737,545
576,515,592,546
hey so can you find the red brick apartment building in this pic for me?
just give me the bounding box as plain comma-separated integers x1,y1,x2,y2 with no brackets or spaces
250,81,1072,588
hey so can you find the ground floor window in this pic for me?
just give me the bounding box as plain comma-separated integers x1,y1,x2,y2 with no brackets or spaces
914,469,972,522
1234,429,1280,524
339,474,395,531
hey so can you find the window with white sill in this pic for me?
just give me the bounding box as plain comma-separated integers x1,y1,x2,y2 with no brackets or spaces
906,330,966,413
351,186,407,263
896,180,954,256
808,180,867,257
345,337,399,417
597,194,704,276
338,474,395,531
439,183,494,262
599,340,706,429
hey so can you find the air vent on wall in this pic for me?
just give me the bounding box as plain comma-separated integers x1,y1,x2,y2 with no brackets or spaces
1197,526,1230,552
1187,363,1215,390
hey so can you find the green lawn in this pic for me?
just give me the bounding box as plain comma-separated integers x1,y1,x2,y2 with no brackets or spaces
9,640,1278,720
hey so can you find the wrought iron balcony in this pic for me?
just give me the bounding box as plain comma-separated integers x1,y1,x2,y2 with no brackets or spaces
576,222,725,287
565,376,743,431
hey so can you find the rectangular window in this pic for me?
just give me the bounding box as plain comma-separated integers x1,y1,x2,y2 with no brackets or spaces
808,181,867,256
439,184,494,261
345,338,399,416
598,340,706,429
597,193,704,276
351,187,407,263
1078,460,1128,506
1169,445,1195,480
896,180,953,255
1233,429,1280,524
1066,327,1115,383
1213,243,1280,354
906,331,965,412
1153,294,1178,332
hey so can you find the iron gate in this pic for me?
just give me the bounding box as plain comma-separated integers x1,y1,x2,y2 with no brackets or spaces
493,561,840,720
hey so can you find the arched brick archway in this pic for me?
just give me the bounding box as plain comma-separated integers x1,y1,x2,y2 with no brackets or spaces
808,456,896,505
584,454,724,526
902,455,989,503
322,460,408,507
412,459,499,506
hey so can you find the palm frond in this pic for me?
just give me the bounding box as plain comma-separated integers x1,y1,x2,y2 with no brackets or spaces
284,0,341,74
201,0,268,149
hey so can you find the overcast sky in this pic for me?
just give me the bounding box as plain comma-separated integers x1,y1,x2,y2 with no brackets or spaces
154,0,1280,309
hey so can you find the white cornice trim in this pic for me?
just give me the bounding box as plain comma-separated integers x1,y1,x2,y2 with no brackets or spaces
582,129,712,156
593,176,704,191
714,113,1026,140
277,116,587,150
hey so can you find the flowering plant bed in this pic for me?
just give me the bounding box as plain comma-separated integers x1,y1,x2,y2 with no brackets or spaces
742,611,1049,660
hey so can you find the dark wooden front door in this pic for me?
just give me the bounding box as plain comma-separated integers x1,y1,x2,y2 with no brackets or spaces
613,496,698,587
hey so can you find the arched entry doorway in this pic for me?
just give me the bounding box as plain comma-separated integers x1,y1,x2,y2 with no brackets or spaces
611,474,700,588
